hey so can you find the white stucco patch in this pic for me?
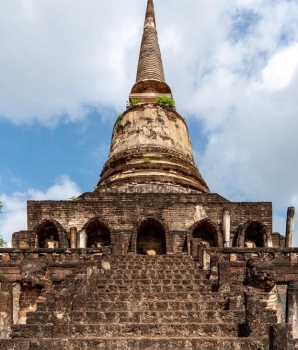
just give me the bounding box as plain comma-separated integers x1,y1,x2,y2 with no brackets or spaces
194,205,208,222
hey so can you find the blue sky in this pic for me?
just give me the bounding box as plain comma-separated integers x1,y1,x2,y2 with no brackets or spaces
1,0,298,245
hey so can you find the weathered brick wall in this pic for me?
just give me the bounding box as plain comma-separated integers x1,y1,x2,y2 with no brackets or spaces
25,192,272,251
12,231,36,249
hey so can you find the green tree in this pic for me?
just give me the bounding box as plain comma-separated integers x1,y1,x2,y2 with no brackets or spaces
0,201,7,247
0,236,7,248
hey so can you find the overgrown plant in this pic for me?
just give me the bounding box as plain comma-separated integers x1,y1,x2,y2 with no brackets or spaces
70,196,82,201
143,157,151,163
258,342,265,350
116,114,123,127
130,99,138,107
156,97,175,108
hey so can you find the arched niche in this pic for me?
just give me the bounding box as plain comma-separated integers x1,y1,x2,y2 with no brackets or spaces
192,220,219,247
85,220,111,248
244,221,267,248
36,221,60,248
136,218,166,255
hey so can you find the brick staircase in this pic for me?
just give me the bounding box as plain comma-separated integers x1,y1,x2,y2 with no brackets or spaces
1,255,271,349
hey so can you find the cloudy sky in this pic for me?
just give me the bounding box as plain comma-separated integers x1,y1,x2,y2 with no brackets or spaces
1,0,298,245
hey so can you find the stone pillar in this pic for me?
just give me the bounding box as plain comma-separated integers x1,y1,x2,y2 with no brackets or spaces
223,209,230,247
12,282,21,324
70,227,77,248
287,281,298,338
78,229,87,248
285,207,295,248
0,282,13,339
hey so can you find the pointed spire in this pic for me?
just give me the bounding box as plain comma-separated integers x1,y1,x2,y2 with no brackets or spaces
145,0,156,29
136,0,165,83
130,0,172,103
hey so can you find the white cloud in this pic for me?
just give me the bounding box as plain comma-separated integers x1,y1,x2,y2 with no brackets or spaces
0,175,81,245
259,44,298,91
0,0,143,125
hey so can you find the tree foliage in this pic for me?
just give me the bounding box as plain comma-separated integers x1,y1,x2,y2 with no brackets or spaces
0,236,7,248
0,201,7,247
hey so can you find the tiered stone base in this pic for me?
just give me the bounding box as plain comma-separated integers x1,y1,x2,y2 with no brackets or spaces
0,255,292,349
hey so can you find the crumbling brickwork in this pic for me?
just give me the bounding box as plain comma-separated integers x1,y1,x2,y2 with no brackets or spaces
0,247,298,349
21,193,273,255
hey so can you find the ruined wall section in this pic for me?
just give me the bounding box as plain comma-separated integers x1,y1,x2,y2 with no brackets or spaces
0,249,298,348
24,193,272,251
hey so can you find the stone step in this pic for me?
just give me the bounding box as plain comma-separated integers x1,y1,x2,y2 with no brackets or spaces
111,258,196,263
11,324,53,339
110,260,199,270
110,261,197,271
98,272,204,279
72,291,225,302
13,322,270,340
110,266,198,272
96,284,212,293
111,262,197,268
96,279,207,286
112,255,194,261
72,299,226,312
72,311,244,324
27,310,245,325
68,323,241,338
0,337,270,350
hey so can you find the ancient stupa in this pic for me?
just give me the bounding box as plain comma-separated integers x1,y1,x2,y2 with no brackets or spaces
0,1,297,349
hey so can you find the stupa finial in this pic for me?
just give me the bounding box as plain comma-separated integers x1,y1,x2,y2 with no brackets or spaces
130,0,173,104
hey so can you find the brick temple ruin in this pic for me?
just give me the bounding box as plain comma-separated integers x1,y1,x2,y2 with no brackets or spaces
1,1,298,349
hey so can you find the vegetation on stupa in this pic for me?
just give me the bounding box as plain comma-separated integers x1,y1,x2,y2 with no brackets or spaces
116,114,123,127
156,97,175,108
